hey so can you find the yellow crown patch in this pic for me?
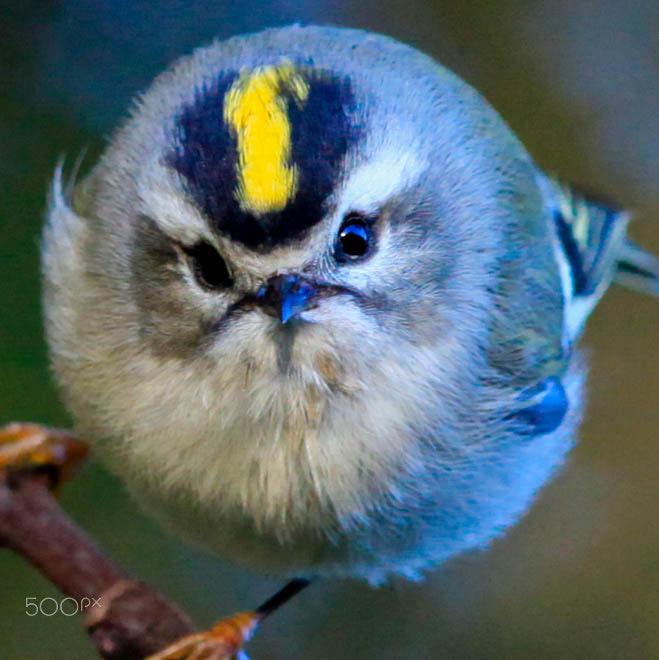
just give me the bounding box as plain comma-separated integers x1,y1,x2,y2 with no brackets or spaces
224,62,309,215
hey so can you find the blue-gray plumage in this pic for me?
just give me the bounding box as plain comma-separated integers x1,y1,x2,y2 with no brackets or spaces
41,25,658,590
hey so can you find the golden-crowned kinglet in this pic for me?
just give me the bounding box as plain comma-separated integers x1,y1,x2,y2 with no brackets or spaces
42,24,658,585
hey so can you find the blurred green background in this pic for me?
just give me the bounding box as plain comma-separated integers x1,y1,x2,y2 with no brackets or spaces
1,1,658,658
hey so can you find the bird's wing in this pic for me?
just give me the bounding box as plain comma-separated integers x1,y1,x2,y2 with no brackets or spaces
545,180,658,342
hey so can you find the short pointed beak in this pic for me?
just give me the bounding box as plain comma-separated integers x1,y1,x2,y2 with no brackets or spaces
256,274,317,323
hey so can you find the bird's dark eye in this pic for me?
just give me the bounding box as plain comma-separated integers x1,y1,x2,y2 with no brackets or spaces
184,242,232,290
335,214,374,262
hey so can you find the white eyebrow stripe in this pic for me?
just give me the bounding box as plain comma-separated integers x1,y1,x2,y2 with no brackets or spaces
337,146,427,214
138,164,213,244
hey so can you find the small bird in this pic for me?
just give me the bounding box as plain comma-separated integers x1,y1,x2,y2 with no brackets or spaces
38,24,657,656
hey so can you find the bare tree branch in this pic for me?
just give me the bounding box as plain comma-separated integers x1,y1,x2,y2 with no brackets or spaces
0,463,195,659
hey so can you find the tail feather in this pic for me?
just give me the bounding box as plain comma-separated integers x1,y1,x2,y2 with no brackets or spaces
615,239,659,296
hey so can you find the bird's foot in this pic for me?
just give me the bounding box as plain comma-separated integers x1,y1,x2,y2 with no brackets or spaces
145,611,259,660
145,579,312,660
0,423,89,491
